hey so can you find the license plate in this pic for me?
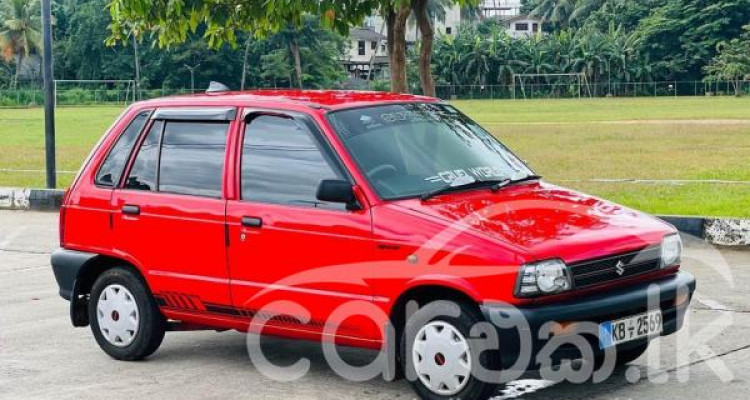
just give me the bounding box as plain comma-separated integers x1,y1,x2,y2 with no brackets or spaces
599,310,663,349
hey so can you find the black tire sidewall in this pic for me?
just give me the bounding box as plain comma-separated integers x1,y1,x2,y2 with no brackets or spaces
401,300,499,400
89,267,165,361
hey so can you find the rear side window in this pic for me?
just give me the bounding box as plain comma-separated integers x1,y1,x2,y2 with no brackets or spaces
159,122,228,198
125,120,163,191
241,115,342,207
124,119,229,198
95,112,149,187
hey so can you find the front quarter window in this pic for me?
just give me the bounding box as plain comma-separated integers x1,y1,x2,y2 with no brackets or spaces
327,103,533,199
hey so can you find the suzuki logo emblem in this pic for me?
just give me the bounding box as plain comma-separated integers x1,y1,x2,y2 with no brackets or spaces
615,260,626,276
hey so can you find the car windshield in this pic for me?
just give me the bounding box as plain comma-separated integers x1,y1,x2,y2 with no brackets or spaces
327,103,534,200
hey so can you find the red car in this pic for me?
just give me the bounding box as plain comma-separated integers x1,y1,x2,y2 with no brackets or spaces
52,88,694,400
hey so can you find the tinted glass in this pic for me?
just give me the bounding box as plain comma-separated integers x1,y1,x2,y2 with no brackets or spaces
327,103,533,199
242,116,342,207
125,120,163,191
159,122,228,198
95,112,149,186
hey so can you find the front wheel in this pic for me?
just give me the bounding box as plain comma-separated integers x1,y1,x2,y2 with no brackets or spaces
402,300,500,400
89,267,166,361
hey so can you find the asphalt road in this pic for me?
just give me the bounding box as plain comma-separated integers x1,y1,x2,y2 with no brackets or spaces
1,210,749,400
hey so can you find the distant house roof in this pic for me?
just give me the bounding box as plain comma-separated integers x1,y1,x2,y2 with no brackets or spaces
498,14,541,26
350,27,387,41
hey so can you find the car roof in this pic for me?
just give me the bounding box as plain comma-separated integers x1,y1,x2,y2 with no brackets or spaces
136,90,440,112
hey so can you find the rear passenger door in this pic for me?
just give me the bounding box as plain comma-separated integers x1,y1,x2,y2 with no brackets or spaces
111,108,236,309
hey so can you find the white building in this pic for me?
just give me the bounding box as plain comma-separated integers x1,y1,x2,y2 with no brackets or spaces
340,2,535,80
341,5,462,80
478,0,522,19
500,15,543,39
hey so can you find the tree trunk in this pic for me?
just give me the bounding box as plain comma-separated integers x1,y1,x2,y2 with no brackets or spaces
132,35,141,99
241,37,251,90
290,38,303,90
414,0,436,97
387,3,411,93
734,79,741,97
13,54,24,90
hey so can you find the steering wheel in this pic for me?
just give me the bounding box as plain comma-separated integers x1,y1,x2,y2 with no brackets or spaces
367,164,398,181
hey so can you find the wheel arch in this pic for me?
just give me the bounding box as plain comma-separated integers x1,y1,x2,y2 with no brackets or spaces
69,253,148,327
388,283,483,343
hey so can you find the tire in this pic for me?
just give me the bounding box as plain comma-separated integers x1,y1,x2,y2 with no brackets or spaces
89,267,166,361
402,300,500,400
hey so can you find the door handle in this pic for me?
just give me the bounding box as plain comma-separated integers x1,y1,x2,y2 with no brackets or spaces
241,216,263,228
122,204,140,215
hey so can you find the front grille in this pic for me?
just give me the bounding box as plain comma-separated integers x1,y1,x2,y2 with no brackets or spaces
569,245,662,289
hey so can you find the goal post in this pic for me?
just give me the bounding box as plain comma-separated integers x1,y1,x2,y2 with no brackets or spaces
53,79,137,107
511,73,592,100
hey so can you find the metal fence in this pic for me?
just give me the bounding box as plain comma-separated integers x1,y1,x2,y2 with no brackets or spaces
1,80,749,106
434,80,750,100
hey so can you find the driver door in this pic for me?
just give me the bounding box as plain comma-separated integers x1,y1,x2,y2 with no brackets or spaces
226,111,378,340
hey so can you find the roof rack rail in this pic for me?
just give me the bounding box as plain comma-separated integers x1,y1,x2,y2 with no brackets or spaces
206,81,230,94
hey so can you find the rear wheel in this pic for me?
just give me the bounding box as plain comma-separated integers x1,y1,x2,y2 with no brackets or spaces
89,267,166,361
402,300,499,400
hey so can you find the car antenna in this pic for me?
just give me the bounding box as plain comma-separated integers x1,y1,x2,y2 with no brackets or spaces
206,81,230,94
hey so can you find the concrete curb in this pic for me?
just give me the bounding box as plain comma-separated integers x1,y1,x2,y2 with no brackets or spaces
0,187,65,211
656,215,749,247
0,187,747,247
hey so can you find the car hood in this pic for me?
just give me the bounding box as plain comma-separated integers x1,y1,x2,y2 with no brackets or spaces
391,181,673,264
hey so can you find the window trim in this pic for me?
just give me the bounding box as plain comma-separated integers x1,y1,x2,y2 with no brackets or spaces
237,108,354,210
94,110,153,188
152,107,236,121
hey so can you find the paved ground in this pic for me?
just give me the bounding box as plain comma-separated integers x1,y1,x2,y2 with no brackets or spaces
1,210,749,400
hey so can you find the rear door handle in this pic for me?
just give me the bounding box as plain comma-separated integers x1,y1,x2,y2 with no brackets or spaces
122,205,140,215
241,216,263,228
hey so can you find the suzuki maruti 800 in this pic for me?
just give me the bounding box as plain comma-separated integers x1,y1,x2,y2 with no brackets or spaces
52,89,695,400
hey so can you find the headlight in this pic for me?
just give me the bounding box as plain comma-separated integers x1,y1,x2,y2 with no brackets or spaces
516,259,571,297
661,234,682,267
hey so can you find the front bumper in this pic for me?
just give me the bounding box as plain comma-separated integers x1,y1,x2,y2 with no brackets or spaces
480,271,696,370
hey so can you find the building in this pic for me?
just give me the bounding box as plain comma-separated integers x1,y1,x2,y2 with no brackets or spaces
499,15,543,39
478,0,522,19
340,2,533,80
341,5,462,80
341,27,389,80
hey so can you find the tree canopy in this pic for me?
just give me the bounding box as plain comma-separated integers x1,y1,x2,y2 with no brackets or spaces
107,0,380,47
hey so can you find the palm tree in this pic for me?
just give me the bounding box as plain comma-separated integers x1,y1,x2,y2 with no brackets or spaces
529,0,575,27
569,0,618,24
0,0,42,89
463,34,490,85
434,34,465,85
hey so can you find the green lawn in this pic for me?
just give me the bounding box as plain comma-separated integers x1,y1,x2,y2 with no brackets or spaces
453,97,750,123
1,97,749,217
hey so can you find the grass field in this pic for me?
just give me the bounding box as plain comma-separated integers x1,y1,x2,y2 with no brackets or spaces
1,97,749,217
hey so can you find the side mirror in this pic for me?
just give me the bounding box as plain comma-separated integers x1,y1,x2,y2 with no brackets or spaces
316,179,361,210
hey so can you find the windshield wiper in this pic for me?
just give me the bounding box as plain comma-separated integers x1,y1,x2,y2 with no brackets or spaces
490,174,543,192
420,179,510,201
